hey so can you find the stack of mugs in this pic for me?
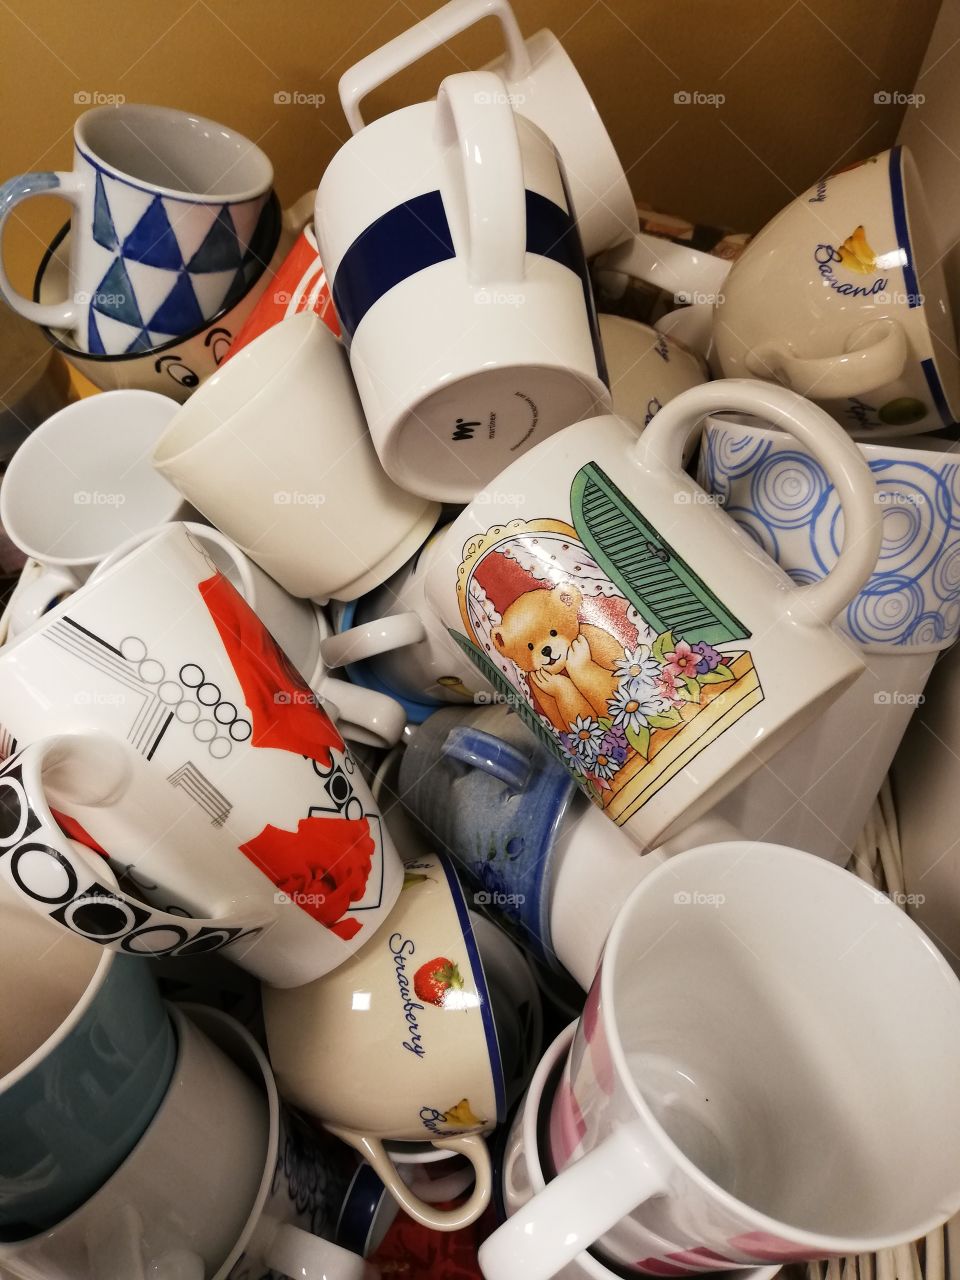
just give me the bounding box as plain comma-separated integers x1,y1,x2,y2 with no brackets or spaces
1,2,960,1278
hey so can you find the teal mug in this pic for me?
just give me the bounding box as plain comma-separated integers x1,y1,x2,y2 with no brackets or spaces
0,851,175,1240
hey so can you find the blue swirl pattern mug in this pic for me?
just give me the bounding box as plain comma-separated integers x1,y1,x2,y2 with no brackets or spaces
698,418,960,650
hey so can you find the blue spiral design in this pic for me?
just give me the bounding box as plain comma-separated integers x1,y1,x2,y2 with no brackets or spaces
845,578,926,646
932,536,960,603
707,427,772,481
906,611,947,646
941,461,960,529
722,505,780,562
750,451,830,529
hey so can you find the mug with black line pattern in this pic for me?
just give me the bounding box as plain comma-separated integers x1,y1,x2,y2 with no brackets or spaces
0,523,402,988
315,69,611,504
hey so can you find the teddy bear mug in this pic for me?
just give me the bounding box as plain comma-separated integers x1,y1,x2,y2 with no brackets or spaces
422,378,882,852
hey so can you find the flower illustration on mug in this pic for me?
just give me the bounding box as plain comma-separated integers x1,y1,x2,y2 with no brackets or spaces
566,715,605,765
691,640,723,674
655,667,686,705
663,639,701,680
608,680,669,733
613,643,661,688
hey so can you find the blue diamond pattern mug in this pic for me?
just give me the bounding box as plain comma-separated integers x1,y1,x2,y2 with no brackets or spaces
0,104,273,355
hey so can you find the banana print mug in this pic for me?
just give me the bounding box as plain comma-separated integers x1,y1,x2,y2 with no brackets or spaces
422,379,882,852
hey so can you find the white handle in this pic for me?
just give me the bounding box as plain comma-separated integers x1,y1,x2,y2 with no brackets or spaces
479,1124,669,1280
327,1128,492,1232
314,674,407,748
0,170,84,329
746,318,909,399
594,230,732,304
266,1222,378,1280
5,567,82,639
320,612,427,667
435,71,526,285
636,379,882,626
339,0,532,133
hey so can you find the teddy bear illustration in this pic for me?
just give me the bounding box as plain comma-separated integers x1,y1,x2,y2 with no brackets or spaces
491,583,623,733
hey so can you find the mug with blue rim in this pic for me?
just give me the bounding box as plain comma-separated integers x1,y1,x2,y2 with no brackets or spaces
0,859,175,1241
315,69,611,504
0,104,273,355
698,416,960,651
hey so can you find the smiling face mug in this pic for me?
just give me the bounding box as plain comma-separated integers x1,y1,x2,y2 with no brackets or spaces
0,104,273,354
316,70,611,503
0,523,402,988
422,378,881,851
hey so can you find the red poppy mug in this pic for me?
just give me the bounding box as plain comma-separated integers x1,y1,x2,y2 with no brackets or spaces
0,523,403,988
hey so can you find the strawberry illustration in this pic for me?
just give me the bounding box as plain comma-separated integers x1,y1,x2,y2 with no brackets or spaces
414,957,464,1007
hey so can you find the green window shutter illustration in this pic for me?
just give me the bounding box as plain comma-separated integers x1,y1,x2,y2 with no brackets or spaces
569,464,750,646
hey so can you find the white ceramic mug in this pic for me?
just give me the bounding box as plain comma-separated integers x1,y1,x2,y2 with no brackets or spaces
599,313,707,432
264,851,527,1231
0,390,192,637
422,378,881,851
316,70,611,502
497,1023,780,1280
0,524,402,987
339,0,638,258
480,841,960,1279
152,310,440,601
0,1006,377,1280
0,104,273,354
714,147,960,434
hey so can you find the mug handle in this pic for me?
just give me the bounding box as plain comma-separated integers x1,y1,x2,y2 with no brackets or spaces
434,71,527,287
264,1221,379,1279
635,378,882,627
327,1128,492,1231
478,1123,670,1280
442,726,531,789
339,0,532,133
594,231,732,304
0,171,85,329
4,567,82,639
0,733,270,954
320,612,427,667
315,674,408,748
745,317,909,399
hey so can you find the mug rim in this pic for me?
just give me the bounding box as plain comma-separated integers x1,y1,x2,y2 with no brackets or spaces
74,103,273,205
32,192,281,363
0,845,116,1098
703,413,960,464
599,839,960,1253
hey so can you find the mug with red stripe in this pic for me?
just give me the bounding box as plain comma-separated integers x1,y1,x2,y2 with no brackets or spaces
479,842,960,1280
225,223,340,360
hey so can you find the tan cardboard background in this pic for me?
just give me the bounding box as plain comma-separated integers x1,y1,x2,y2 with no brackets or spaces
0,0,941,293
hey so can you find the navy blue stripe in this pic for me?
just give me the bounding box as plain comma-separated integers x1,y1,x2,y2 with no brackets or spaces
332,187,607,386
889,146,921,310
437,854,506,1124
336,1163,386,1257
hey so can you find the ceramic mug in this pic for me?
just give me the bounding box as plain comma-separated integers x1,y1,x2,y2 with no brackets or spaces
30,192,305,401
698,419,960,651
264,850,530,1230
422,378,881,851
316,69,610,502
226,223,339,358
0,104,273,354
339,0,638,257
90,525,406,749
496,1024,780,1280
481,842,960,1279
0,391,192,638
321,526,495,717
714,147,960,434
398,704,670,984
0,524,402,987
0,864,175,1241
0,1006,377,1280
599,313,707,432
594,232,732,312
152,311,441,601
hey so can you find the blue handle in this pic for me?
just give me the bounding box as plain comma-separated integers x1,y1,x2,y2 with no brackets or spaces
441,726,531,789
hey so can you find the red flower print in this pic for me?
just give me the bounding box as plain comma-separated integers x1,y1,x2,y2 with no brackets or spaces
663,639,699,680
240,815,375,940
198,572,343,767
